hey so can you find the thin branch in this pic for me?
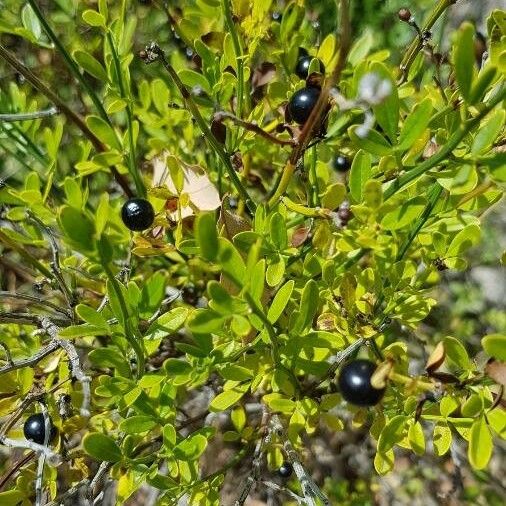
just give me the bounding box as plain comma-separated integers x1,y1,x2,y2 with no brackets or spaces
0,107,59,122
260,480,305,504
27,213,75,309
0,435,58,461
0,341,59,375
0,44,133,197
35,402,50,506
0,291,71,317
0,452,34,491
268,0,351,208
270,415,330,506
214,111,295,146
234,408,271,506
45,480,90,506
140,43,256,215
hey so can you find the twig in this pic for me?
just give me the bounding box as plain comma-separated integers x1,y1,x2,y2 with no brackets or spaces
35,402,51,506
39,318,91,417
0,291,71,317
0,44,133,197
0,107,58,122
0,435,58,461
45,480,90,506
139,42,256,215
270,415,330,506
260,480,305,504
268,0,351,208
0,342,14,366
214,111,295,146
87,462,112,503
27,213,75,309
0,452,34,491
0,341,60,375
234,408,271,506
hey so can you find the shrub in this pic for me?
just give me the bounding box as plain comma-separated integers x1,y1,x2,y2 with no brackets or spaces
0,1,505,505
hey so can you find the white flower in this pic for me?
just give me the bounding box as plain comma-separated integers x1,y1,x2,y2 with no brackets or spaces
357,72,392,106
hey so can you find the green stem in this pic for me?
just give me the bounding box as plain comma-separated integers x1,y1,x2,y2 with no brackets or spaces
222,0,249,122
384,86,506,200
102,263,145,378
26,0,112,126
152,47,256,215
106,31,145,197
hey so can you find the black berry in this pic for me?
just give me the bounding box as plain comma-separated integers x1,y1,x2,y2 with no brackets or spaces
398,8,412,22
287,87,321,125
295,56,325,80
23,413,57,445
121,198,155,231
333,154,351,172
181,284,199,306
338,359,385,407
278,461,293,478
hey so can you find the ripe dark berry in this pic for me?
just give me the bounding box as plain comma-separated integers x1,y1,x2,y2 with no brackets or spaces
333,154,351,172
23,413,57,445
287,87,321,125
295,56,325,80
121,198,155,231
338,359,385,407
181,284,199,306
278,461,293,478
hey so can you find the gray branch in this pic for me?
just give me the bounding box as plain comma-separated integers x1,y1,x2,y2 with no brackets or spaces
0,106,59,122
270,415,330,506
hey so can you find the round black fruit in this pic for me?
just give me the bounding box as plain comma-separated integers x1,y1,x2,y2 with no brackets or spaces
121,198,155,231
295,55,325,80
287,87,321,125
23,413,57,445
278,461,293,478
338,359,385,407
333,154,351,172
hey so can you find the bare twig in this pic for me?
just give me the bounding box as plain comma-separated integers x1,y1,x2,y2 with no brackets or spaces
0,342,14,366
270,415,330,506
260,480,305,504
234,408,271,506
87,462,112,503
39,318,91,417
0,435,58,461
0,107,58,122
45,480,90,506
0,291,71,317
214,111,295,147
35,402,51,506
28,214,75,309
0,452,34,491
0,341,60,375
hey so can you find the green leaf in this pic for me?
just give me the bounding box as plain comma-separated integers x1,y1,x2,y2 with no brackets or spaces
83,433,122,462
173,433,208,461
0,490,25,506
179,69,212,95
82,9,106,28
120,416,157,434
209,388,247,412
268,280,294,323
374,449,395,474
397,98,433,150
471,108,505,154
217,237,247,286
370,62,399,142
482,334,506,361
270,212,288,250
293,279,319,333
468,416,493,470
74,50,108,81
443,336,471,370
21,4,41,40
349,126,392,156
446,224,481,257
433,422,452,456
196,212,218,261
59,324,106,338
76,304,108,327
469,65,498,105
381,196,426,230
266,254,285,287
145,307,189,340
453,22,476,102
408,421,425,455
349,150,372,203
377,415,407,453
58,206,96,252
86,116,121,150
